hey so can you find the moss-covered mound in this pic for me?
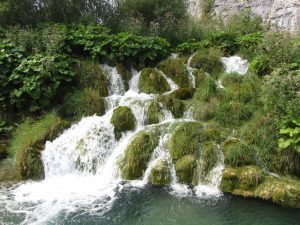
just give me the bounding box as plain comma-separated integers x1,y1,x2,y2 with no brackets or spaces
190,48,223,76
139,68,170,94
149,160,171,186
221,166,300,208
198,141,218,179
193,69,209,88
158,58,190,88
223,139,256,167
119,131,159,180
77,60,109,97
111,106,136,140
168,122,203,161
158,95,185,118
147,100,162,125
175,154,196,184
170,88,195,100
9,113,69,180
116,63,132,91
0,159,18,182
62,89,106,119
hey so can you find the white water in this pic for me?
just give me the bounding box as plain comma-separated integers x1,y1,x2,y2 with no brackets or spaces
221,56,249,75
0,58,231,224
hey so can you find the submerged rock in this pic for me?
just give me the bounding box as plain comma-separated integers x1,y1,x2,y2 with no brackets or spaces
158,58,190,88
149,160,171,186
111,106,136,140
139,68,170,94
119,131,159,180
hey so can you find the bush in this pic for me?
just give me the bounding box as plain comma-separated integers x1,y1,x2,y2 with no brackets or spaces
9,113,69,179
139,68,170,94
62,89,106,119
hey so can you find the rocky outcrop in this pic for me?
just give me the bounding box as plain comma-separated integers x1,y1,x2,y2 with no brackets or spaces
187,0,300,32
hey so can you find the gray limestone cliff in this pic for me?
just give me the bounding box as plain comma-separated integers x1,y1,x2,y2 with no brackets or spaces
187,0,300,32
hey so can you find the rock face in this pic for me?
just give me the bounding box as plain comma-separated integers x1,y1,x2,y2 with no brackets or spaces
187,0,300,32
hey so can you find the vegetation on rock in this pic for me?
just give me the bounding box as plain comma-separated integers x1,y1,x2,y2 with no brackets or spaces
148,160,171,186
139,68,170,94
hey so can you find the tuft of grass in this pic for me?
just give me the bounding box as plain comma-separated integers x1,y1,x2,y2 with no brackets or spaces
148,160,171,186
9,113,69,179
175,154,196,184
76,60,109,97
61,89,106,119
158,58,190,88
147,100,161,125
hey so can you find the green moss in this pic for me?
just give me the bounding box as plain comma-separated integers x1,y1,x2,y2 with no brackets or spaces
158,58,190,88
148,160,171,186
147,100,162,125
158,95,185,118
170,88,196,100
175,154,196,184
111,106,136,140
190,48,223,76
139,68,170,94
116,63,132,91
223,139,256,167
61,89,106,119
220,166,265,193
119,131,159,180
76,60,109,97
9,113,69,180
200,141,218,178
168,122,203,161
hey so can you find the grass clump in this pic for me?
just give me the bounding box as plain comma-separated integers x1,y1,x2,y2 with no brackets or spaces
148,160,171,186
170,88,196,100
76,61,109,97
223,139,256,167
119,131,159,180
62,89,106,119
9,113,69,179
157,58,190,88
193,69,210,88
111,106,136,140
139,68,170,94
190,48,223,76
147,100,162,125
158,95,185,118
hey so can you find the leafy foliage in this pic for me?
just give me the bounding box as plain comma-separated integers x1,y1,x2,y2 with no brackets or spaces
279,119,300,153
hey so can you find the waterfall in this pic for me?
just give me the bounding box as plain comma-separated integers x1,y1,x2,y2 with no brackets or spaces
0,57,234,224
221,56,249,75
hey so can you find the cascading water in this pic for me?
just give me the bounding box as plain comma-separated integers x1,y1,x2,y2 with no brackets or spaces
0,55,249,225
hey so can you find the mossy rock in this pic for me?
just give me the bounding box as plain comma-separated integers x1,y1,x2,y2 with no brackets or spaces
111,106,136,140
77,61,109,97
148,160,171,186
0,159,18,182
175,154,196,184
220,166,265,193
193,97,219,121
190,48,223,76
119,131,159,180
158,95,185,118
158,58,190,88
200,141,218,179
223,139,256,167
170,88,196,100
9,113,70,180
147,100,162,125
168,122,203,161
116,63,132,91
61,89,106,119
255,176,300,208
139,68,170,94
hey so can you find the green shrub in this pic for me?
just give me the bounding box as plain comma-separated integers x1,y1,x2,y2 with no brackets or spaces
76,60,109,97
62,89,106,119
139,68,170,94
119,130,158,180
209,31,239,55
157,58,190,88
9,113,69,179
10,53,75,112
190,48,223,75
111,106,136,140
